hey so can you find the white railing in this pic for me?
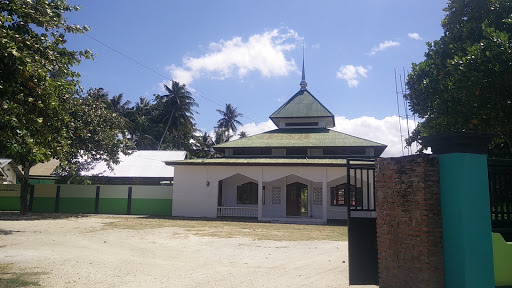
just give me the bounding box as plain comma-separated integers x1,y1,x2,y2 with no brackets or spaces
327,208,347,220
217,206,258,218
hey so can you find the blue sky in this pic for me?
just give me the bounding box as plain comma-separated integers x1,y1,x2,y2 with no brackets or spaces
65,0,448,156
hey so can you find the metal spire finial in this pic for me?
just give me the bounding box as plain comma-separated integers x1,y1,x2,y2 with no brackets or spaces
300,42,307,90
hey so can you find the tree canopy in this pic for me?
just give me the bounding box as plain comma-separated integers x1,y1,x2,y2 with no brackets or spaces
0,1,131,214
406,0,512,157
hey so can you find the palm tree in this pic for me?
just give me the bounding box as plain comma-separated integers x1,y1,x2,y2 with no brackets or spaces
238,131,248,138
110,93,131,114
108,93,132,138
193,132,216,158
216,103,243,138
157,81,198,150
128,96,158,150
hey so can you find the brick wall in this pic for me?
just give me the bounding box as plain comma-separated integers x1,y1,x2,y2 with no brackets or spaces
376,155,444,288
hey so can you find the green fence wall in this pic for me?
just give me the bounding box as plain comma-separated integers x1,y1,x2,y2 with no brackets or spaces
0,185,20,211
1,184,172,216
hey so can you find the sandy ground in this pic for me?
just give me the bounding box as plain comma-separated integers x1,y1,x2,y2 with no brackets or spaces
0,214,374,288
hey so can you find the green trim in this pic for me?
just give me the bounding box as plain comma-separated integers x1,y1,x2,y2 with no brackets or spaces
166,158,350,166
59,198,96,214
130,199,172,216
31,197,56,213
0,197,20,211
492,233,512,286
98,198,128,215
29,179,57,184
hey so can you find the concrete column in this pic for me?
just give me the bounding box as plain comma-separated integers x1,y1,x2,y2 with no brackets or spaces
424,131,495,288
322,168,328,224
258,167,263,220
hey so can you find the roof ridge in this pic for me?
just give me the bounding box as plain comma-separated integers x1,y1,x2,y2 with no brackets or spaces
326,129,387,146
269,89,334,119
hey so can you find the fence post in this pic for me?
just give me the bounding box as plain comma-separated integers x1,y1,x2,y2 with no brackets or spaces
424,131,495,288
127,186,132,215
94,186,100,214
54,185,60,213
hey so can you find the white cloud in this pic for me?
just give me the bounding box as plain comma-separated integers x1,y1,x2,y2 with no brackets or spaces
167,28,301,85
331,116,421,157
408,33,423,40
224,116,421,157
228,120,277,140
368,40,400,56
311,43,321,49
336,65,370,88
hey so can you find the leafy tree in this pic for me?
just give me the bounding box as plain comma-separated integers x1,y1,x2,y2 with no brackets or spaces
56,93,133,179
216,103,243,138
0,1,130,214
192,132,215,158
156,81,198,150
406,0,512,157
238,131,248,138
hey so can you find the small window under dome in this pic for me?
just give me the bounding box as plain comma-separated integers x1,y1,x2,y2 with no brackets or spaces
285,122,319,127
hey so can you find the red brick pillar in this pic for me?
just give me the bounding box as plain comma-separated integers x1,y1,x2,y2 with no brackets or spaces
376,155,444,288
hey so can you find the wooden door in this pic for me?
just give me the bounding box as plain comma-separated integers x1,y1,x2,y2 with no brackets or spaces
286,182,306,217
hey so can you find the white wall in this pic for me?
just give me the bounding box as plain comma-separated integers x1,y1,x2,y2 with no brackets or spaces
172,166,264,218
172,165,370,220
172,166,214,217
262,178,286,218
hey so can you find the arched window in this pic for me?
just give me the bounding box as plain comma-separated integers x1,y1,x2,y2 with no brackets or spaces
237,182,258,204
330,183,358,206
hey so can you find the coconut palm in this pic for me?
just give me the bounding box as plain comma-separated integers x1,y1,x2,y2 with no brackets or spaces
192,132,216,158
128,96,158,150
214,127,233,145
156,81,198,150
216,103,243,138
110,93,131,114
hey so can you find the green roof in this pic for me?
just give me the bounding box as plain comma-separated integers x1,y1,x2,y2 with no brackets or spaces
214,128,387,149
165,158,377,167
269,89,334,119
166,158,348,167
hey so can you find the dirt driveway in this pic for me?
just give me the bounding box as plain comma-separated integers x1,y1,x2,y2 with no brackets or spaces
0,213,359,288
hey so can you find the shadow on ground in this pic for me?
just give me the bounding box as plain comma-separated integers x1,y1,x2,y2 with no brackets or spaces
0,211,90,222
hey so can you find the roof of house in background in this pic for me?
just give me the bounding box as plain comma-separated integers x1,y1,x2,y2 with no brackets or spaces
80,150,186,178
29,158,60,176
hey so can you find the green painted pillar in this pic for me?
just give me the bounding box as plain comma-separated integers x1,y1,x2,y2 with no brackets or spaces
424,132,495,288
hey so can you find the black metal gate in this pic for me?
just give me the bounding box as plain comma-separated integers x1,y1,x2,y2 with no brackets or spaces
488,158,512,241
347,159,379,286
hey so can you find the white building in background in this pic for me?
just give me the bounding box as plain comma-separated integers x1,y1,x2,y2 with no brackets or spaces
166,65,386,224
80,150,186,185
0,159,22,184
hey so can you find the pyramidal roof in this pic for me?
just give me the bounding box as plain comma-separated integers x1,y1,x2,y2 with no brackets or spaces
269,89,334,119
270,54,334,123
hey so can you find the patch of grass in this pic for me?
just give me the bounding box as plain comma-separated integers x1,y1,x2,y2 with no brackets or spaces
0,263,41,288
100,217,347,241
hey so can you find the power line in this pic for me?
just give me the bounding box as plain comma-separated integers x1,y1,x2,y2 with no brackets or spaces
82,33,275,131
394,69,405,157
